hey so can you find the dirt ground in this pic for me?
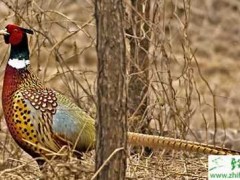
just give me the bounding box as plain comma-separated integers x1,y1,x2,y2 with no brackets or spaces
0,0,239,179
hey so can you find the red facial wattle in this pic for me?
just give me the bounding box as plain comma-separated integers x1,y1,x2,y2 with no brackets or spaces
9,30,23,45
4,24,24,45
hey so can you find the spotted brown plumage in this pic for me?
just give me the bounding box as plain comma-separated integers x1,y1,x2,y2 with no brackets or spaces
1,24,95,166
1,24,240,167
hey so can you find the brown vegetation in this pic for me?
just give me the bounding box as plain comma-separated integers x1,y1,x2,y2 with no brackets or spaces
0,0,239,179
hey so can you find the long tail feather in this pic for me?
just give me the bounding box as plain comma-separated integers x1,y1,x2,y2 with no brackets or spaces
128,132,240,155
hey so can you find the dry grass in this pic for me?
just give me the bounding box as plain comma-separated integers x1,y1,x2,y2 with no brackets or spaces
0,0,239,179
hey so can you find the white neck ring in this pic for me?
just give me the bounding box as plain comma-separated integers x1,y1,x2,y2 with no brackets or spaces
8,58,30,69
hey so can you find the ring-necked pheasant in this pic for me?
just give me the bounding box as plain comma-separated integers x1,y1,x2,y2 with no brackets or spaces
0,24,239,167
1,24,96,165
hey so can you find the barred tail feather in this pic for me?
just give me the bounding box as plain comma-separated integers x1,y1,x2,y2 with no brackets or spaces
127,132,240,155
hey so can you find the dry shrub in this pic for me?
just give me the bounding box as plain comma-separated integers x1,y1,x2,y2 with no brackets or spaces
0,0,238,179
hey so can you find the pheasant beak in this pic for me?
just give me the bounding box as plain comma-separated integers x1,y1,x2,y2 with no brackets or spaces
0,29,9,35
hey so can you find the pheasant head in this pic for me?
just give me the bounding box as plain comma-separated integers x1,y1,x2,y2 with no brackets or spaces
1,24,34,69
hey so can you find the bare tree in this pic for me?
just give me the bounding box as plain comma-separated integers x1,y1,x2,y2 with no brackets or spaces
126,0,151,131
95,0,127,179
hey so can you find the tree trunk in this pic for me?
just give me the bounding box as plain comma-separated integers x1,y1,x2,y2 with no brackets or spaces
127,0,151,131
95,0,127,179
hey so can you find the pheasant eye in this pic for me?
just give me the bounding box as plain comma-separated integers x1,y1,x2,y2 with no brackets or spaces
8,28,23,45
